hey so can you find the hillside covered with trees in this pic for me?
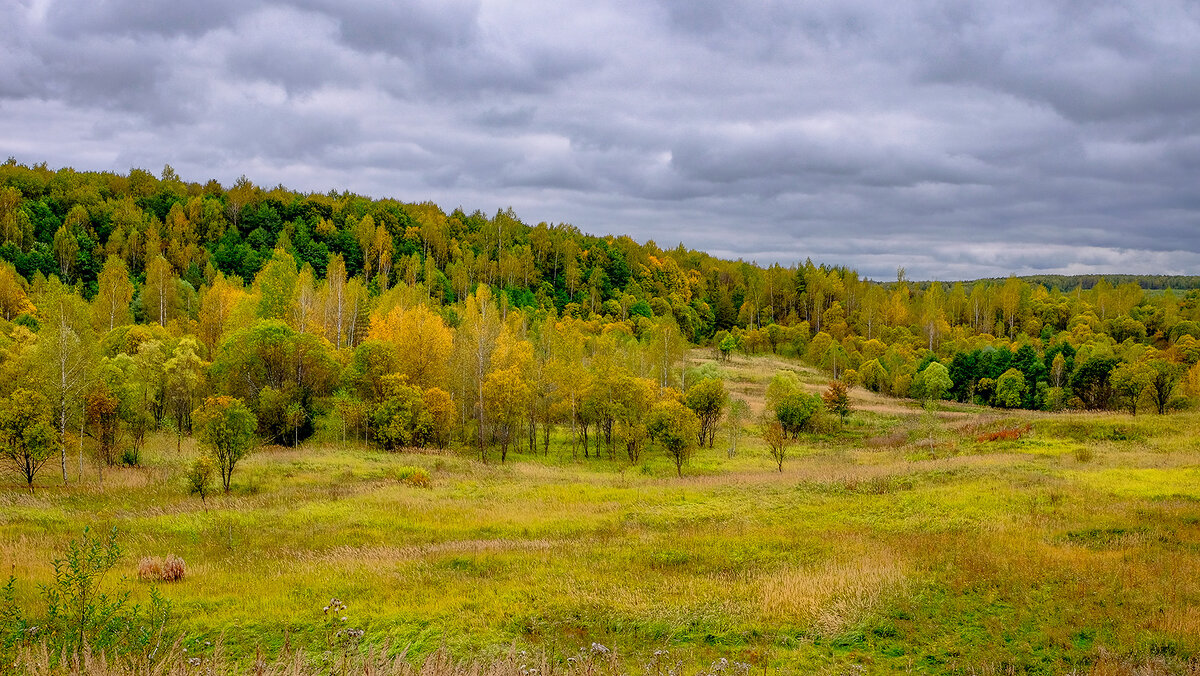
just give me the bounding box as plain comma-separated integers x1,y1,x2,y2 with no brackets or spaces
1,159,1199,489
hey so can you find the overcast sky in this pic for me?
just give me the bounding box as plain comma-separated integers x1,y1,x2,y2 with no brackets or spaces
3,0,1200,280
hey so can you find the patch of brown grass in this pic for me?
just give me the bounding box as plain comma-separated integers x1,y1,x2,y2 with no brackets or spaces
137,554,186,582
759,548,910,636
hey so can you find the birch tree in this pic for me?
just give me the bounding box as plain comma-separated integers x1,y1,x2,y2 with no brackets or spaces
37,280,94,484
92,256,134,332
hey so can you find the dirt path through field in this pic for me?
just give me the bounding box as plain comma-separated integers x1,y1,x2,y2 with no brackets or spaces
687,348,987,421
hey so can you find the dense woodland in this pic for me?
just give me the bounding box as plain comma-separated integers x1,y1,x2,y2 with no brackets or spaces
2,160,1200,489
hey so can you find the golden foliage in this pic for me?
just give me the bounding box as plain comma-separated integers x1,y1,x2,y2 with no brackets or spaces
367,304,454,390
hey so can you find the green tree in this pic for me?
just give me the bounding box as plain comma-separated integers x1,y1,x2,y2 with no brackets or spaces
1070,356,1118,410
684,377,726,447
647,399,700,478
718,334,738,361
775,392,822,438
125,344,164,459
648,317,688,392
186,455,216,509
254,247,299,324
921,362,953,401
1146,359,1182,415
192,396,257,493
858,358,889,393
52,224,79,282
0,389,58,494
142,255,177,327
1110,361,1155,416
209,321,338,445
37,279,95,484
765,370,802,410
285,402,308,448
994,368,1027,408
820,342,849,379
370,375,434,451
723,397,750,458
163,337,206,453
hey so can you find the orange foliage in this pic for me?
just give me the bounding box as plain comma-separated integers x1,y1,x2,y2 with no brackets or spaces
976,424,1032,442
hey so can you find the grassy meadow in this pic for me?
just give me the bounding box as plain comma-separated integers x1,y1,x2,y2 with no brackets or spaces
3,353,1200,674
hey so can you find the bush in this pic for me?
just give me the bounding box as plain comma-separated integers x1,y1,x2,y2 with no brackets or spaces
4,527,175,667
371,377,436,450
976,424,1032,442
808,409,841,435
1094,425,1139,442
775,392,823,437
137,555,186,583
392,466,431,488
121,448,140,466
1167,394,1192,412
186,454,216,508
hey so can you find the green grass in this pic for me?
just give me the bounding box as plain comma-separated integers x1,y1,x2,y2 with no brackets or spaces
4,386,1200,673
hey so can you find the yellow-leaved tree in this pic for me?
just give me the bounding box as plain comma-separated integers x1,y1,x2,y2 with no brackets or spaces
367,303,454,391
92,255,134,332
0,261,34,321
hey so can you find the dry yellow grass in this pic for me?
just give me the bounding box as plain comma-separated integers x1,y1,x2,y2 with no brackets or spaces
296,538,563,566
758,533,911,638
759,557,909,637
12,643,621,676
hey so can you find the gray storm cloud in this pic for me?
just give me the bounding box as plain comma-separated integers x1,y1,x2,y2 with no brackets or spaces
2,0,1199,280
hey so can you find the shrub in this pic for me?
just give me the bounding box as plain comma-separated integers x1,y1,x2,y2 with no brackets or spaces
976,424,1032,443
187,454,217,508
371,377,435,451
776,392,822,437
1074,446,1095,463
12,527,176,666
393,466,431,488
137,554,186,582
1094,425,1138,442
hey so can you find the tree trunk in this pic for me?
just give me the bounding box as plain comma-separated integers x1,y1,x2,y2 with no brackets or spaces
60,405,68,484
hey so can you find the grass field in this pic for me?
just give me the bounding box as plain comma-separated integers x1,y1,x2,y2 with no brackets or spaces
3,353,1200,674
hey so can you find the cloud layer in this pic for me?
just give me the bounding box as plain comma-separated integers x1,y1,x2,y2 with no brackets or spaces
3,0,1200,279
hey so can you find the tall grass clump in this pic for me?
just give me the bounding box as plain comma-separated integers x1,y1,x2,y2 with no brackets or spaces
137,555,186,583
